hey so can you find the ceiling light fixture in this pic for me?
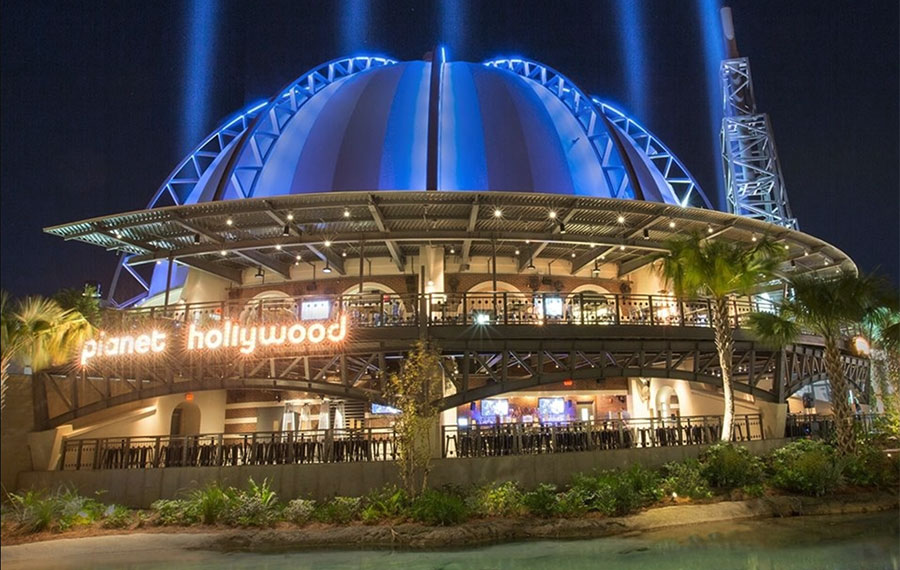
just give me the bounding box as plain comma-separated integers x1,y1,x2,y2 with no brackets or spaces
643,229,650,240
219,250,227,256
617,215,625,224
324,240,331,247
226,218,233,226
322,261,332,273
493,208,503,218
286,213,294,221
343,208,351,218
548,210,557,219
193,233,201,245
275,244,282,250
283,224,291,236
668,220,676,229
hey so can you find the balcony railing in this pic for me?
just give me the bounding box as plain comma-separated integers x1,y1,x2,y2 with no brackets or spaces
59,427,398,471
442,414,763,458
784,413,884,439
59,414,762,470
108,291,777,331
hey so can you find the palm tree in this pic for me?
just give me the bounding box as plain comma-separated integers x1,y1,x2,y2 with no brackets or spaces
656,234,781,441
1,291,94,412
748,273,884,455
860,303,900,433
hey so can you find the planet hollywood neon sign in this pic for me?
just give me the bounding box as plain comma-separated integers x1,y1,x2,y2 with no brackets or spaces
81,315,348,365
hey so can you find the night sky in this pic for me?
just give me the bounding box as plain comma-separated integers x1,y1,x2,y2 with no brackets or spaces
2,1,897,298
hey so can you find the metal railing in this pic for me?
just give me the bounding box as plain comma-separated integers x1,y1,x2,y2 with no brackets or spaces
107,291,777,331
59,427,397,471
784,413,884,439
441,414,763,458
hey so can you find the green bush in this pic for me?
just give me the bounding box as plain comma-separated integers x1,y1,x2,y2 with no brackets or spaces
222,477,281,527
187,481,230,525
315,496,362,524
360,485,409,523
700,443,765,489
769,439,843,496
284,499,317,525
661,459,712,499
8,487,105,533
555,487,589,517
150,499,199,526
466,481,524,517
101,504,134,529
843,445,900,488
522,483,559,518
569,465,662,516
410,489,468,526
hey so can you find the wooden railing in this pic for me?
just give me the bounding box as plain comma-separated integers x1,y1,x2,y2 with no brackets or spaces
441,414,763,458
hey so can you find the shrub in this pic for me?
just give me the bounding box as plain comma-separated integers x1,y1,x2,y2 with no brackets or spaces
555,487,589,517
661,459,712,499
843,445,900,488
410,489,468,526
360,485,409,524
101,504,134,529
8,487,105,533
187,481,230,525
284,499,317,525
150,499,199,526
569,465,662,516
223,477,281,527
769,439,843,496
522,483,559,518
700,443,764,489
315,496,362,524
466,481,524,517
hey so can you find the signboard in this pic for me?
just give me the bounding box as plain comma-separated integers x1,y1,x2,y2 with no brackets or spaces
81,315,348,365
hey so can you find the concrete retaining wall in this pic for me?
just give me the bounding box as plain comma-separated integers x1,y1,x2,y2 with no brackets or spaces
16,438,790,508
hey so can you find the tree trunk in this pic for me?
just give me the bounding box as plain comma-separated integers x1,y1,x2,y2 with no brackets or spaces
824,335,856,456
1,357,9,412
711,297,735,442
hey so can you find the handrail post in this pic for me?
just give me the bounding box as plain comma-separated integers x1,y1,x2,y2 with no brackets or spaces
579,293,585,325
648,295,655,326
503,292,509,325
678,299,685,327
614,294,621,325
733,298,740,328
463,293,468,325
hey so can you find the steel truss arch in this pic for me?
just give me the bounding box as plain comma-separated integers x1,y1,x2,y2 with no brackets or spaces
222,55,397,201
107,101,270,307
483,57,635,201
594,100,713,209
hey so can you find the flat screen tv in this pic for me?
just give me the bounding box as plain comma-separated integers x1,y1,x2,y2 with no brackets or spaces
538,397,566,419
370,403,401,415
480,399,509,417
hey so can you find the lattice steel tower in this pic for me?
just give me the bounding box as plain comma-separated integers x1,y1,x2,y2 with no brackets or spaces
719,7,798,229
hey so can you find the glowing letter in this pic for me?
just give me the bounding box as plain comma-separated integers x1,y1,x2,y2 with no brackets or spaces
151,330,167,353
187,324,204,350
134,334,151,354
105,337,120,356
81,340,98,365
260,325,286,346
287,323,306,344
239,326,257,354
205,328,224,349
308,323,326,344
326,315,348,342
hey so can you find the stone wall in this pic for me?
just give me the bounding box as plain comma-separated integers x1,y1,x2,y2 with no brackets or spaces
16,438,790,508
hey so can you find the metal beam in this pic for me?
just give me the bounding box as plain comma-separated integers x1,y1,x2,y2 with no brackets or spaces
367,195,405,271
519,206,579,271
174,258,242,283
235,250,292,279
460,197,479,270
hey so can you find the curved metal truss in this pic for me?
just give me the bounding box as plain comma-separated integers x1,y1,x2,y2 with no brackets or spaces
595,100,712,209
226,55,396,200
484,57,635,201
107,55,396,307
107,101,270,307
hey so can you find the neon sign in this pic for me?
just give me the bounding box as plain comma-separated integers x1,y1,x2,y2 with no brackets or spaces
81,330,167,365
187,315,347,354
80,315,348,365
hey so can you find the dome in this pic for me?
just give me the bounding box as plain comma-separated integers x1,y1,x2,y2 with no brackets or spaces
167,55,710,209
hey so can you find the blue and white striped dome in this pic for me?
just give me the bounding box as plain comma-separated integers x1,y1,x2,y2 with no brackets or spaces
171,56,709,208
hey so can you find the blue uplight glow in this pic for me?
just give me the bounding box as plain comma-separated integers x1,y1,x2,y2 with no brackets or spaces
181,0,218,155
615,0,648,121
440,0,465,57
697,0,727,210
340,0,368,53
